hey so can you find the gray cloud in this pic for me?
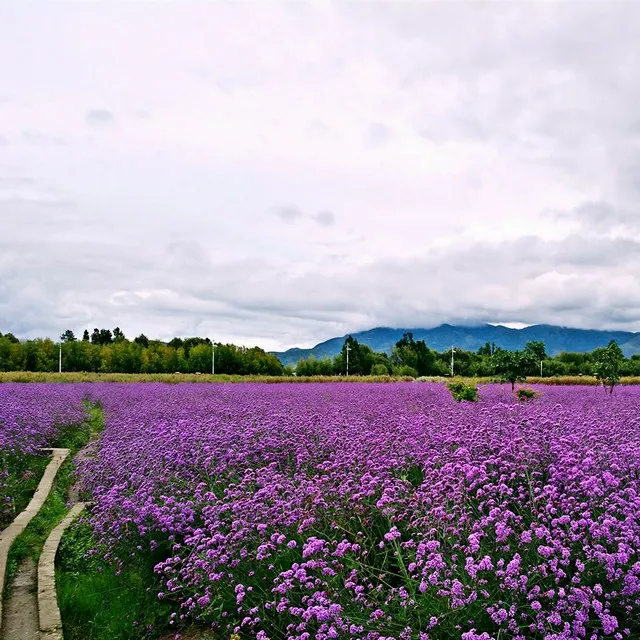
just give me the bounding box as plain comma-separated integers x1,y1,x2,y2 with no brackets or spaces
273,206,336,228
85,109,115,127
553,201,640,233
273,205,304,224
2,3,640,349
2,228,639,348
312,211,335,227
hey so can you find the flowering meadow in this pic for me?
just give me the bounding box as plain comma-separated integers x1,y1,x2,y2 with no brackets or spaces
68,382,640,640
0,384,89,529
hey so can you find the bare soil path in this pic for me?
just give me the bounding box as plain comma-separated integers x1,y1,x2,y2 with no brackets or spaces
1,558,39,640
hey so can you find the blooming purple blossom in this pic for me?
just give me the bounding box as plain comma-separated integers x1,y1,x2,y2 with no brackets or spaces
7,381,640,638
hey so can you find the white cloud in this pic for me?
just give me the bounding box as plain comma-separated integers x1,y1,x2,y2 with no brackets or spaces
1,2,640,349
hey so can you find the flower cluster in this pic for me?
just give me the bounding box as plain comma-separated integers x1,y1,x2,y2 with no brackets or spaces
74,383,640,639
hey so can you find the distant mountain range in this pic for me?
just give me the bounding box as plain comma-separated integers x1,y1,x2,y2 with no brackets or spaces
272,324,640,365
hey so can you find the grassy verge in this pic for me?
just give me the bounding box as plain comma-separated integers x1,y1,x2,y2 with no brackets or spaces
0,372,412,384
2,400,104,598
2,371,640,385
1,453,50,532
57,521,175,640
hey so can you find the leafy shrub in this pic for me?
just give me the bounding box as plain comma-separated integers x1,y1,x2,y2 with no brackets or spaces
396,365,419,378
447,380,478,402
370,363,389,376
516,388,539,402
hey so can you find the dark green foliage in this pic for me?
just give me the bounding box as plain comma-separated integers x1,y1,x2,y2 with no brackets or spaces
593,340,624,394
133,333,149,348
296,355,335,376
492,349,533,390
396,364,419,378
90,328,113,346
477,341,497,356
4,328,640,379
447,380,479,402
391,332,437,376
0,333,284,376
403,464,425,487
524,340,546,362
338,335,371,375
371,363,389,376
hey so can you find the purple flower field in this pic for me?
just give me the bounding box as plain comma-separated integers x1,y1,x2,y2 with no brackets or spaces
0,384,88,527
0,384,88,456
2,382,640,638
71,382,640,640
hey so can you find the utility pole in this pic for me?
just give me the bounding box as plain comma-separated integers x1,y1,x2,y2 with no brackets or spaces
450,345,455,377
540,360,543,377
59,344,62,373
345,343,351,377
211,341,215,375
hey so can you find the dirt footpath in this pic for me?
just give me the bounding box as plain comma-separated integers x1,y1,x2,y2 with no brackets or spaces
1,558,40,640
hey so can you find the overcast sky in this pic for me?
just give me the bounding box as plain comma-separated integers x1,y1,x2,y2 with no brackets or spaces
2,3,640,350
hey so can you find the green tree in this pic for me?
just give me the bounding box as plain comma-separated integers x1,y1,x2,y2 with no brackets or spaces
60,329,77,343
91,328,113,346
338,336,369,376
82,329,90,342
133,334,150,348
391,332,418,370
390,332,436,376
371,363,389,376
477,342,496,356
524,340,547,376
297,356,334,376
492,349,533,390
0,336,25,370
188,343,212,373
593,340,624,394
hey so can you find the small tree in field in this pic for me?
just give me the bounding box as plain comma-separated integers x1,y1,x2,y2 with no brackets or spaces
492,349,533,391
593,340,624,394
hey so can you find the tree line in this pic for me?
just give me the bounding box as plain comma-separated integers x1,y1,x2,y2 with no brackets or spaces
0,328,283,375
0,328,636,382
295,333,637,383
